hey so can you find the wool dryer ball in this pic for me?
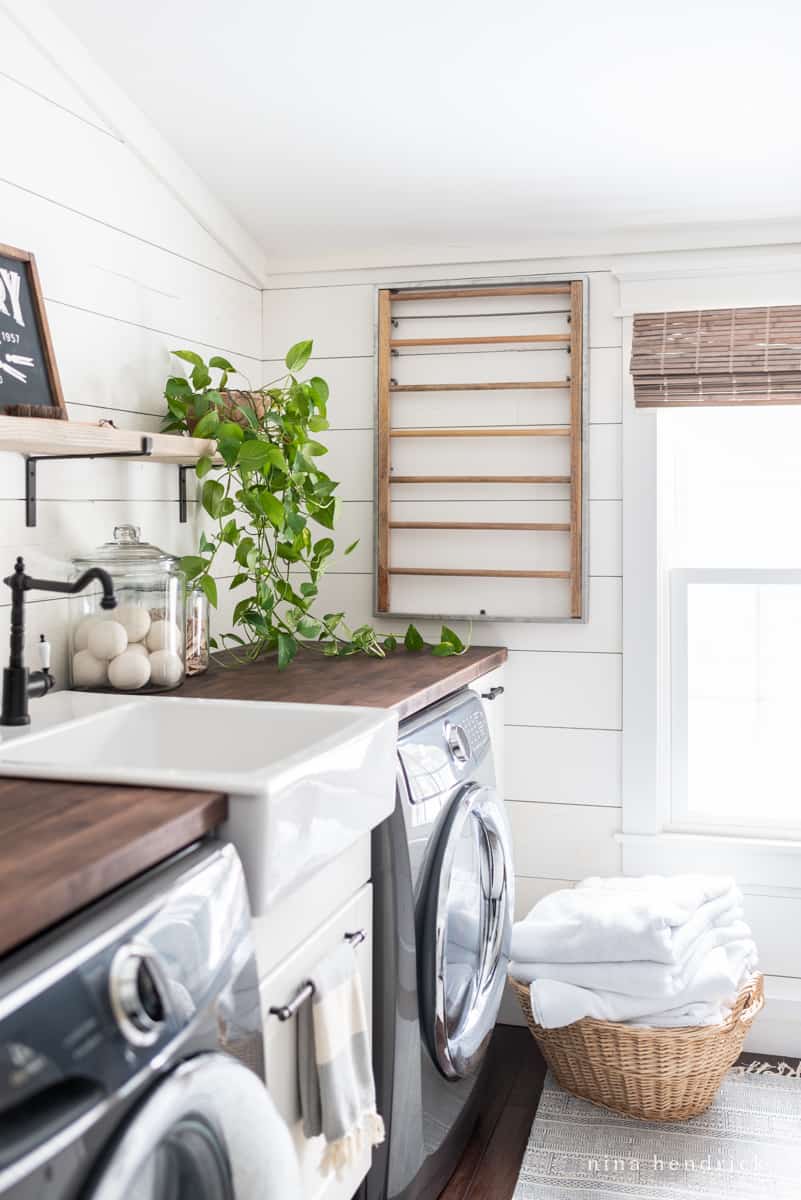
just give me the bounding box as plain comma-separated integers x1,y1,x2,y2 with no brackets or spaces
87,620,128,661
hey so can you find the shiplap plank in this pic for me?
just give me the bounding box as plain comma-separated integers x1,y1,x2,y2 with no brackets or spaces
504,651,622,729
1,182,261,358
506,800,621,878
0,75,251,280
262,285,376,358
505,726,621,805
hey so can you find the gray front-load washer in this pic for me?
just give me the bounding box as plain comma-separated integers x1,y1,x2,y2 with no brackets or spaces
368,686,513,1200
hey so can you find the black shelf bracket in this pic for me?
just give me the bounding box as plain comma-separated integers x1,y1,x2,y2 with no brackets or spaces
24,436,154,528
178,464,193,524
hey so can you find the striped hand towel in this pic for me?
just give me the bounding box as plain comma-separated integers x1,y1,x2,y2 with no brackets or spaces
298,940,385,1177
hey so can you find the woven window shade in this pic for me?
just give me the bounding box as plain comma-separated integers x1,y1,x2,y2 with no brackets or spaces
631,305,801,406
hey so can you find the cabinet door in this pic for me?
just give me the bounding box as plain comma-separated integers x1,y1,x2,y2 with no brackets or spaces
471,665,506,800
260,883,373,1200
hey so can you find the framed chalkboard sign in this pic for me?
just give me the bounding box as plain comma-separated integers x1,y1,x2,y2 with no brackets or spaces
0,243,66,419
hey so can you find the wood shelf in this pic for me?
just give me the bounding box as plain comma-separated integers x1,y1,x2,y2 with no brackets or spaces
0,416,217,464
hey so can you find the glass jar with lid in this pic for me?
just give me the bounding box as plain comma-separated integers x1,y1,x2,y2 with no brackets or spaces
70,525,186,692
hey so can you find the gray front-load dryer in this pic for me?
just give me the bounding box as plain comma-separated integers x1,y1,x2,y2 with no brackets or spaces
369,687,513,1200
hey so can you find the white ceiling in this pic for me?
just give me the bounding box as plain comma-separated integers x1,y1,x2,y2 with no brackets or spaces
49,0,801,272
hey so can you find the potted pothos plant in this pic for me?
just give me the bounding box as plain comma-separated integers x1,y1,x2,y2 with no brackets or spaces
162,339,469,668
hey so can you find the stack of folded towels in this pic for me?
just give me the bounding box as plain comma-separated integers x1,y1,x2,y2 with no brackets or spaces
510,874,757,1030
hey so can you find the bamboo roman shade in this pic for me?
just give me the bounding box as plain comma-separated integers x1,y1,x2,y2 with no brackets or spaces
631,305,801,406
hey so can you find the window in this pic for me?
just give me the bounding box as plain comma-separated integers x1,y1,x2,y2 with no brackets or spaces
658,407,801,835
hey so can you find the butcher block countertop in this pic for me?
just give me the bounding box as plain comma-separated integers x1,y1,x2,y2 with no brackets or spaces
176,644,507,720
0,779,226,959
0,644,504,959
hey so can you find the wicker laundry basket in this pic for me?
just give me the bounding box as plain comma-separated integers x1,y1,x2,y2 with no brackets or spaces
509,972,764,1121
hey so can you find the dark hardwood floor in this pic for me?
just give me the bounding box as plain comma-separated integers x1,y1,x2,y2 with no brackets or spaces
439,1026,546,1200
436,1029,801,1200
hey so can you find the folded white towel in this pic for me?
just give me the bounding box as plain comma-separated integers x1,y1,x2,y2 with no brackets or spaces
510,917,749,996
526,938,757,1029
511,875,742,965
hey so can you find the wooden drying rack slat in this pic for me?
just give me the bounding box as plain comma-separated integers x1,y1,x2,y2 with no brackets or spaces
390,474,571,484
391,334,569,349
390,426,570,439
391,522,571,532
390,380,570,392
390,285,571,301
390,568,571,580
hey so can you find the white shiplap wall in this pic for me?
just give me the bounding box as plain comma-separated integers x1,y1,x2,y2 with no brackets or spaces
262,272,624,950
0,10,262,682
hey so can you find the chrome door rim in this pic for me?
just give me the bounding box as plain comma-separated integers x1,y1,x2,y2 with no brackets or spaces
425,784,514,1080
87,1054,301,1200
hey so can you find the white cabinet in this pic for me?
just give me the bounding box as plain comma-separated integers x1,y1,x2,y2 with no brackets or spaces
257,875,373,1200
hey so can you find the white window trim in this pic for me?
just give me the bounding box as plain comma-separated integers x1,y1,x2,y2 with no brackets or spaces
619,315,801,889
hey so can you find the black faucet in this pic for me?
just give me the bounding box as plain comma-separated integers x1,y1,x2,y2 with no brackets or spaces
1,557,117,726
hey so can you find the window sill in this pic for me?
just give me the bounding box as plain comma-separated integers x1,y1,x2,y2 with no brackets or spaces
615,830,801,891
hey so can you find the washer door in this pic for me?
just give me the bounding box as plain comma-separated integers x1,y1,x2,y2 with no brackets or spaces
87,1055,301,1200
421,784,514,1080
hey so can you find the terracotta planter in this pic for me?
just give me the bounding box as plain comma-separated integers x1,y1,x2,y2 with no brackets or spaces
188,390,273,433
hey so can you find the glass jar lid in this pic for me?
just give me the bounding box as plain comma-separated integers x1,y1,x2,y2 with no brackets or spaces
72,525,180,574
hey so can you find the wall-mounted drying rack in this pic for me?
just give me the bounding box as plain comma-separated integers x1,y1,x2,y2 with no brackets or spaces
0,416,218,527
375,278,588,623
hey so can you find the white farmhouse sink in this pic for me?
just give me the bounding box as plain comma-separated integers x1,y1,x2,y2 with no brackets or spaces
0,692,398,913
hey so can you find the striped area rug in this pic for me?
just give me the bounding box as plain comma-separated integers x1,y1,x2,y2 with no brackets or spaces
513,1067,801,1199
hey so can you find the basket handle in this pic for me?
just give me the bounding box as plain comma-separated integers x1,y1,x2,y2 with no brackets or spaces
737,982,765,1027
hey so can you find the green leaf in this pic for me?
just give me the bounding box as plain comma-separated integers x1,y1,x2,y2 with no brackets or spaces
172,349,205,367
439,625,465,652
180,555,206,580
312,497,340,530
198,573,218,608
209,355,236,372
323,612,344,631
201,478,225,519
285,511,306,535
308,376,329,404
308,416,330,432
199,531,215,555
431,642,457,656
195,455,214,479
166,395,188,420
219,437,241,467
237,439,275,468
165,376,193,399
217,421,244,443
285,339,313,373
300,581,318,598
193,409,220,439
277,632,298,670
312,537,334,560
304,440,328,457
259,491,285,529
234,536,255,567
220,519,239,545
230,572,248,589
382,634,398,652
191,363,211,390
404,624,425,651
297,616,322,639
344,539,359,555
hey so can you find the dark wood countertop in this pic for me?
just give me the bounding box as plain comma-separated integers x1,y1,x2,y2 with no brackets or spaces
0,779,226,958
175,644,507,720
0,644,503,959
